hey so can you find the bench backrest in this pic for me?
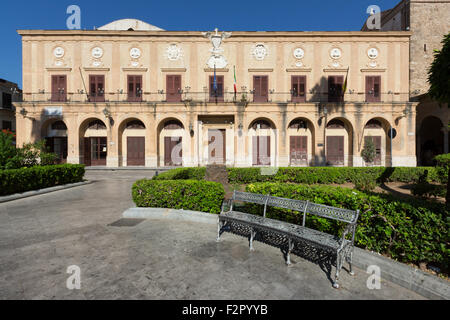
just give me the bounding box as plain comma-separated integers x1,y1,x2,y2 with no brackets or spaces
231,191,358,226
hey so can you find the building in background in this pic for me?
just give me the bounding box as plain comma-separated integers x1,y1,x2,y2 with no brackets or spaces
14,19,417,168
362,0,450,165
0,79,21,132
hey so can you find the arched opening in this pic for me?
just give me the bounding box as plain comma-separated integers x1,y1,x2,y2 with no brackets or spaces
326,118,353,166
362,118,391,166
419,116,444,166
287,118,315,166
118,118,146,167
41,119,68,164
249,118,276,166
157,119,185,167
79,118,107,166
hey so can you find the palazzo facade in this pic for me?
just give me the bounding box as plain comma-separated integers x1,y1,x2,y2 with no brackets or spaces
14,20,417,167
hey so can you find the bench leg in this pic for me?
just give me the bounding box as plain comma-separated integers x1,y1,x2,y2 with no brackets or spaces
286,239,294,266
249,229,257,251
217,221,224,242
333,251,344,289
348,247,355,276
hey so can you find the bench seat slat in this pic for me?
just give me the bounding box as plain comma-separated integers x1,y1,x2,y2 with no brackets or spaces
220,211,345,250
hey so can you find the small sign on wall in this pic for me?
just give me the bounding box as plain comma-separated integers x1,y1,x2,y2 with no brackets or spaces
44,107,63,116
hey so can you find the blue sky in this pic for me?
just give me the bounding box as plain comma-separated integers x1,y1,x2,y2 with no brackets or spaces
0,0,400,87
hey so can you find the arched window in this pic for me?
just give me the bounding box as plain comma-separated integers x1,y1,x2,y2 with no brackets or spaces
87,120,107,130
163,120,183,130
365,119,382,129
327,119,345,129
289,119,308,130
51,120,67,130
126,120,145,129
251,120,272,130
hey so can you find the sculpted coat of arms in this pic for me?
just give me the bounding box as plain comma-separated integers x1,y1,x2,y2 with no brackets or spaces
202,28,231,69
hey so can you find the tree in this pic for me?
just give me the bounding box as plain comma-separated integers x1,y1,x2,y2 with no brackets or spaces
428,33,450,207
428,32,450,106
361,137,376,165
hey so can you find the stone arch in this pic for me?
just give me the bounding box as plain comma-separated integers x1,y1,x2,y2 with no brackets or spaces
118,118,147,167
362,117,392,166
325,117,354,166
418,116,444,166
157,118,186,167
78,117,108,166
287,117,316,166
248,117,277,166
41,118,68,163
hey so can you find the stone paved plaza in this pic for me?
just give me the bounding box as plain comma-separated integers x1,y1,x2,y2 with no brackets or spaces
0,171,425,300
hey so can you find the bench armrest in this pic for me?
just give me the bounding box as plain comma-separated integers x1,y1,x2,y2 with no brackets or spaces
339,223,357,250
221,199,233,214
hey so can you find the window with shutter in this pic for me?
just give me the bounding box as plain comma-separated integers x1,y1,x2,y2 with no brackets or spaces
328,76,344,102
89,75,105,102
51,75,67,102
291,76,306,102
366,76,381,102
253,76,268,102
209,75,224,102
166,75,182,102
128,75,143,102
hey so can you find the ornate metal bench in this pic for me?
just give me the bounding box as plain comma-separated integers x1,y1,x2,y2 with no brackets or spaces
217,191,359,289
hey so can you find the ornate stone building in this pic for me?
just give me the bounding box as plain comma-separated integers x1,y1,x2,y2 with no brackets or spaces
0,79,21,132
363,0,450,165
14,19,417,167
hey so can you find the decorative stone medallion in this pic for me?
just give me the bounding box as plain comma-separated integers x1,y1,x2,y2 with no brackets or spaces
252,44,268,61
53,46,65,58
368,47,379,59
91,47,104,59
130,47,141,59
293,47,305,60
207,55,228,69
166,44,182,61
330,48,342,60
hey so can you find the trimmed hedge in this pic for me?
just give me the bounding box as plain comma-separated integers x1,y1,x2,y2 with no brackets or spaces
434,153,450,183
245,182,449,272
228,167,439,185
0,164,85,196
152,167,206,181
132,179,225,214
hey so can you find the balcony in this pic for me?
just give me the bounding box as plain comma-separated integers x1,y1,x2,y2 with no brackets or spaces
19,90,411,105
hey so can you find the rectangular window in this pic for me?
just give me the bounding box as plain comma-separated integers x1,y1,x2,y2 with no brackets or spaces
166,75,182,102
89,75,105,102
209,75,224,102
2,121,12,131
366,76,381,102
51,75,67,102
328,76,344,102
127,75,143,102
253,76,268,103
291,76,306,102
2,93,12,109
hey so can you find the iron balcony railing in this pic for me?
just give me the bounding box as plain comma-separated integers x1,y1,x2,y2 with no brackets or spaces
19,90,412,104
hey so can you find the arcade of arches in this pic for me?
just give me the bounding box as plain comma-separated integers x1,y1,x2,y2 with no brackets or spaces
21,107,418,168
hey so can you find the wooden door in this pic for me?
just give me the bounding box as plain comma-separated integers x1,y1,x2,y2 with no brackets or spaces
364,136,382,165
208,129,226,165
51,75,67,102
127,137,145,166
166,75,181,102
253,136,271,166
290,136,307,165
83,137,91,166
90,137,107,166
164,136,182,166
128,75,143,102
327,136,344,165
253,76,268,102
291,76,306,102
366,76,381,102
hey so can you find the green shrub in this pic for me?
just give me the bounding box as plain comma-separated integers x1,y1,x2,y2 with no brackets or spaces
132,179,225,214
227,167,439,185
152,167,206,181
411,183,446,198
244,182,449,272
434,153,450,183
0,164,85,196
